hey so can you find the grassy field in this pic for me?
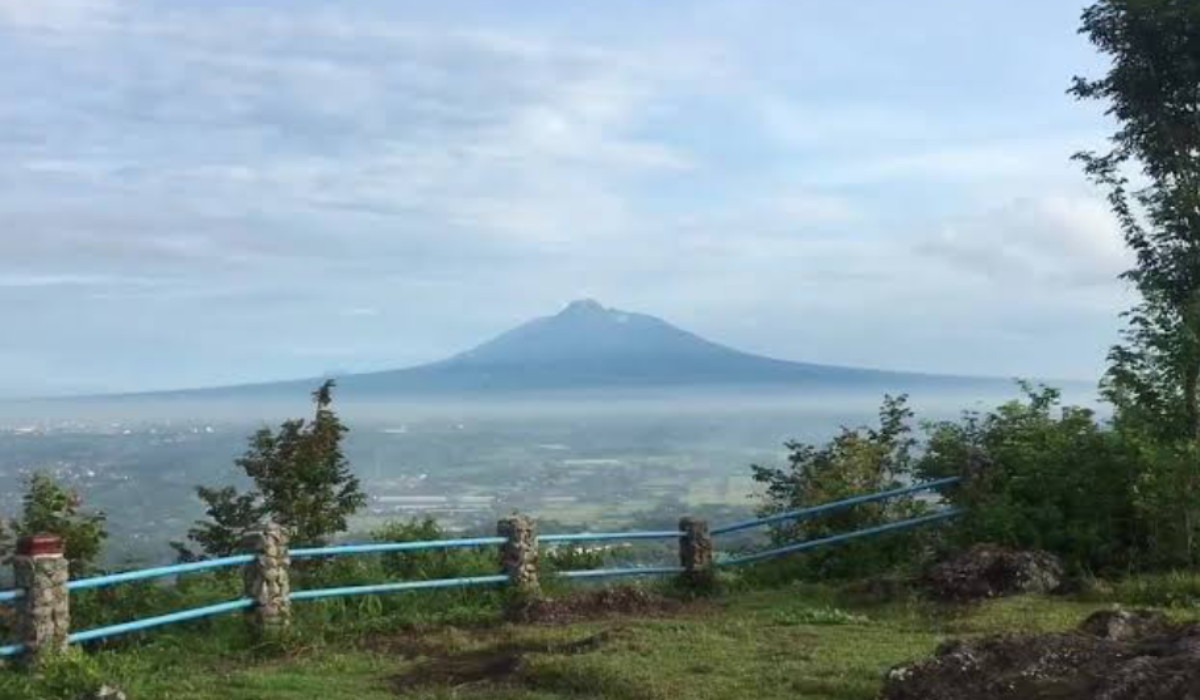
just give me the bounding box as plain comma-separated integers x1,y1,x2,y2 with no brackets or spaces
4,579,1187,700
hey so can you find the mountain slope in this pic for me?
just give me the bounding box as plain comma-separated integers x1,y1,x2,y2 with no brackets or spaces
132,299,1000,399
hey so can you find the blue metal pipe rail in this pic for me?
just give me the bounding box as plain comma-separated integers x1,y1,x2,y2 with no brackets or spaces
0,477,963,661
712,476,961,536
559,566,685,580
720,508,964,567
67,554,254,591
68,598,255,644
291,536,505,559
290,574,510,601
539,530,682,544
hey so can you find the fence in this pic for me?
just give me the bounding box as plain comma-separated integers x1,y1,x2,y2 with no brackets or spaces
0,476,961,666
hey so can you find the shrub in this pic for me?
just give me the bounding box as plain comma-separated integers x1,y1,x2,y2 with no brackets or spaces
917,384,1145,574
3,472,107,577
750,395,932,580
0,649,105,700
773,606,869,626
370,517,496,581
176,381,366,559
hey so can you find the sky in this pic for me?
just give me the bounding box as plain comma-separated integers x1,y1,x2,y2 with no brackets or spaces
0,0,1130,397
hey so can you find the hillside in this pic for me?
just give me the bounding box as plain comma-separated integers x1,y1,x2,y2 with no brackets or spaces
1,583,1170,700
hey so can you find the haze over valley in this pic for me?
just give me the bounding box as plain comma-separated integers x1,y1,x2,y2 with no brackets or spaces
0,299,1092,565
0,0,1120,571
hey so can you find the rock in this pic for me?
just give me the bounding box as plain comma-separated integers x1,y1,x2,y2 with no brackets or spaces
847,574,913,601
80,686,127,700
921,544,1064,602
508,586,682,624
880,614,1200,700
1079,608,1173,642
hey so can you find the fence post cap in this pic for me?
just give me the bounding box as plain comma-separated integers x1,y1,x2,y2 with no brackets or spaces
16,534,64,557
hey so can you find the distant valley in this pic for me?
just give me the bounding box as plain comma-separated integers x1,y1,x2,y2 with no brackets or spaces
0,300,1097,568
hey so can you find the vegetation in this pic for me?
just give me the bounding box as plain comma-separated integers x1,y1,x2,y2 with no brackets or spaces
3,581,1193,700
1072,0,1200,563
917,385,1144,574
176,380,367,558
749,395,929,580
744,0,1200,582
6,2,1200,698
0,472,107,576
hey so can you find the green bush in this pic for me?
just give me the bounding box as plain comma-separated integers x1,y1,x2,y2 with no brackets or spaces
1103,571,1200,609
749,395,933,580
0,649,105,700
1,472,108,577
369,517,496,581
917,384,1145,574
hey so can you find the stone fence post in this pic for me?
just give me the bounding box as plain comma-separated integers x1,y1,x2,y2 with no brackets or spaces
678,517,714,588
241,523,290,639
13,534,70,666
498,515,540,599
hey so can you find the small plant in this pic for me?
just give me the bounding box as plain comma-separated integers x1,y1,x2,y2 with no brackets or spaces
2,472,108,576
774,606,870,626
751,395,930,581
0,649,107,700
176,381,366,559
1108,571,1200,609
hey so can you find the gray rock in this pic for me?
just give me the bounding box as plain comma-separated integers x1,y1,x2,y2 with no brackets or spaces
922,544,1064,602
1079,608,1173,642
80,685,127,700
880,615,1200,700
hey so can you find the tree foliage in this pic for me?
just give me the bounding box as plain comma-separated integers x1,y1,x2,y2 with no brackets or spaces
917,385,1144,573
1070,0,1200,563
176,381,367,558
1070,0,1200,440
750,395,928,579
2,472,108,576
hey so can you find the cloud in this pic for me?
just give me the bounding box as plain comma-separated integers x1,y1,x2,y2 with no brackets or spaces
0,0,1126,393
0,0,116,33
0,273,164,288
916,195,1130,288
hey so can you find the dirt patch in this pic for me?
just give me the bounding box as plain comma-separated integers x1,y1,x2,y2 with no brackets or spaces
510,586,687,624
881,610,1200,700
391,629,628,692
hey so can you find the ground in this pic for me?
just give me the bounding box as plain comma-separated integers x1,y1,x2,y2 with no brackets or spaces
11,583,1181,700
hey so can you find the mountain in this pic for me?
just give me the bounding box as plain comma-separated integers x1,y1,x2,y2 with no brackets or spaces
121,299,1010,400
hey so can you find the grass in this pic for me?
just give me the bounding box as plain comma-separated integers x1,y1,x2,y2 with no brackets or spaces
6,578,1193,700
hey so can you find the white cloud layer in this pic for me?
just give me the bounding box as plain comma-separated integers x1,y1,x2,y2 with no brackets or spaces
0,0,1126,395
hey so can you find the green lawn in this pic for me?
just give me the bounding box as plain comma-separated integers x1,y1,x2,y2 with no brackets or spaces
4,582,1180,700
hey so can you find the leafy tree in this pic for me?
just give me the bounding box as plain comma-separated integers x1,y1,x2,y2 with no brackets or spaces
750,395,928,579
176,381,367,558
171,486,262,561
1071,0,1200,439
4,472,108,576
0,519,10,563
1071,0,1200,560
